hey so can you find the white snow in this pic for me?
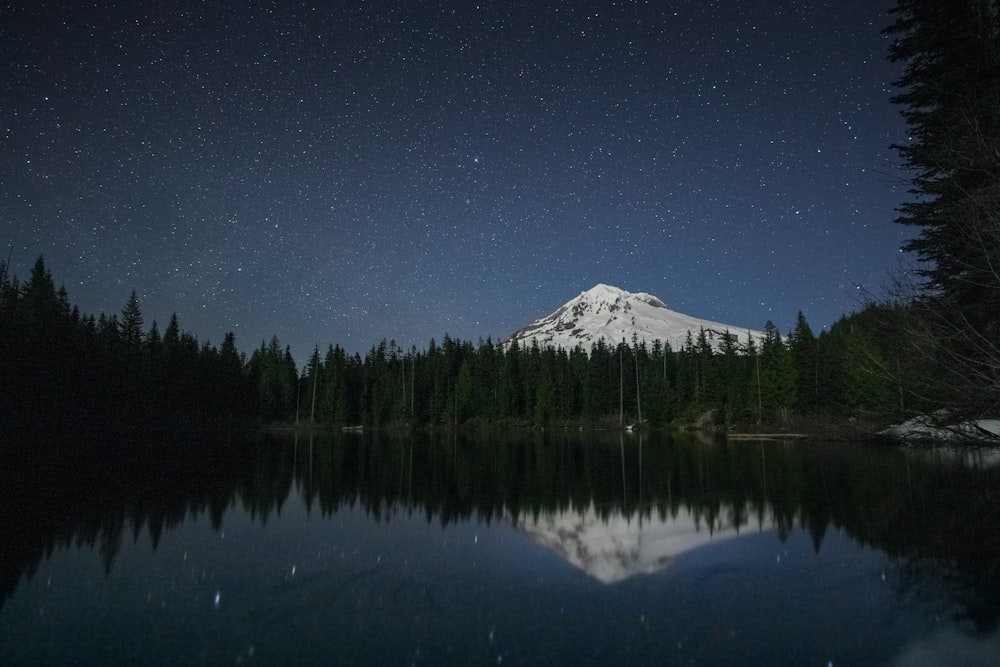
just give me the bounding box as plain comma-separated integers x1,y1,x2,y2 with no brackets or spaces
514,503,773,584
508,284,764,352
881,415,1000,446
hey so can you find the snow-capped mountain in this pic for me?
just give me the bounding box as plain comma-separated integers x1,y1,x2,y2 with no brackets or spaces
508,284,762,351
514,504,773,584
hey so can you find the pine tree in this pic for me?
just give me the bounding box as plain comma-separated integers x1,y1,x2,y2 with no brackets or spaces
760,322,797,424
789,311,818,411
145,321,162,375
21,256,60,328
886,0,1000,418
717,331,748,424
249,336,298,422
842,321,898,412
887,1,1000,329
119,290,144,349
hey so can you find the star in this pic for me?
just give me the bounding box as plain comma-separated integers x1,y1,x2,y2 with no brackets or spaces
1,0,910,363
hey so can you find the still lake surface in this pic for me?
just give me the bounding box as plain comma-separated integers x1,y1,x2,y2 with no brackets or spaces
2,428,1000,666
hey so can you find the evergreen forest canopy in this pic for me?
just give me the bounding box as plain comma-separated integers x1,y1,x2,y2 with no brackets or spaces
881,0,1000,421
0,254,917,432
4,0,999,435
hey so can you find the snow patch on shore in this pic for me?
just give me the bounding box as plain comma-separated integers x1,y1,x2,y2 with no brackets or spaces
881,415,1000,444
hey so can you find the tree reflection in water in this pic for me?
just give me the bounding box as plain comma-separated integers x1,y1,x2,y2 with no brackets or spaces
3,427,999,635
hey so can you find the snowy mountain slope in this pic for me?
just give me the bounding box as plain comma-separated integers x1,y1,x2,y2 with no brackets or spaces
508,284,763,351
514,504,773,584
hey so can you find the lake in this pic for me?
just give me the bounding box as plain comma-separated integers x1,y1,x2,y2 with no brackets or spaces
2,428,999,665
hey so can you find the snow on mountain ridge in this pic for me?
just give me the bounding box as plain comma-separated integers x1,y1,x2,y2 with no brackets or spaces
508,284,763,352
515,504,774,584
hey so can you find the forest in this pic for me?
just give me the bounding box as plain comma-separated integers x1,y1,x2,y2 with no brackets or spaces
4,1,998,439
1,255,916,434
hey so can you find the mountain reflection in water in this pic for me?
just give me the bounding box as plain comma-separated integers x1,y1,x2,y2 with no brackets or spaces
2,427,1000,665
516,504,773,584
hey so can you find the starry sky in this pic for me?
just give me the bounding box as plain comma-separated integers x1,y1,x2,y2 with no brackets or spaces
3,0,912,362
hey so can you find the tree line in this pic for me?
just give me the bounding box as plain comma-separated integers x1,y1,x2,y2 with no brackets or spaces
6,427,999,627
276,309,912,430
5,1,998,435
0,256,254,430
1,255,917,432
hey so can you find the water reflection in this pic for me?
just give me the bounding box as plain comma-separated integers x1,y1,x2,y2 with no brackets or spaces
3,428,1000,640
515,504,773,583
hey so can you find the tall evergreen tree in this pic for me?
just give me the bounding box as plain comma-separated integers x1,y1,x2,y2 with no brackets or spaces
717,331,748,424
887,0,1000,328
119,290,144,349
789,311,818,411
21,256,60,328
886,0,1000,417
759,322,797,424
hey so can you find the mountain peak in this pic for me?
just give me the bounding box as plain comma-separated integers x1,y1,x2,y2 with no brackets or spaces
508,285,760,351
582,283,624,296
576,284,668,308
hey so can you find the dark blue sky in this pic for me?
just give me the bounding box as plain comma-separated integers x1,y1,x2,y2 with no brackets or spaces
3,0,912,361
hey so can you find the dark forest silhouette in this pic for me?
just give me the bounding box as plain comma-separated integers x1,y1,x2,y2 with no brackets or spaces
1,255,923,434
4,430,999,631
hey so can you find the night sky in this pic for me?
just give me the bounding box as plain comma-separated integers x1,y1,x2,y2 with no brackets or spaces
3,1,912,362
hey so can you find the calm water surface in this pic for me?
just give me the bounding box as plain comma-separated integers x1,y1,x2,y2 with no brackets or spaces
2,429,999,665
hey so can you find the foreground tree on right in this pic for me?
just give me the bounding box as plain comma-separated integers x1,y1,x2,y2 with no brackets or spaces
885,0,1000,423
